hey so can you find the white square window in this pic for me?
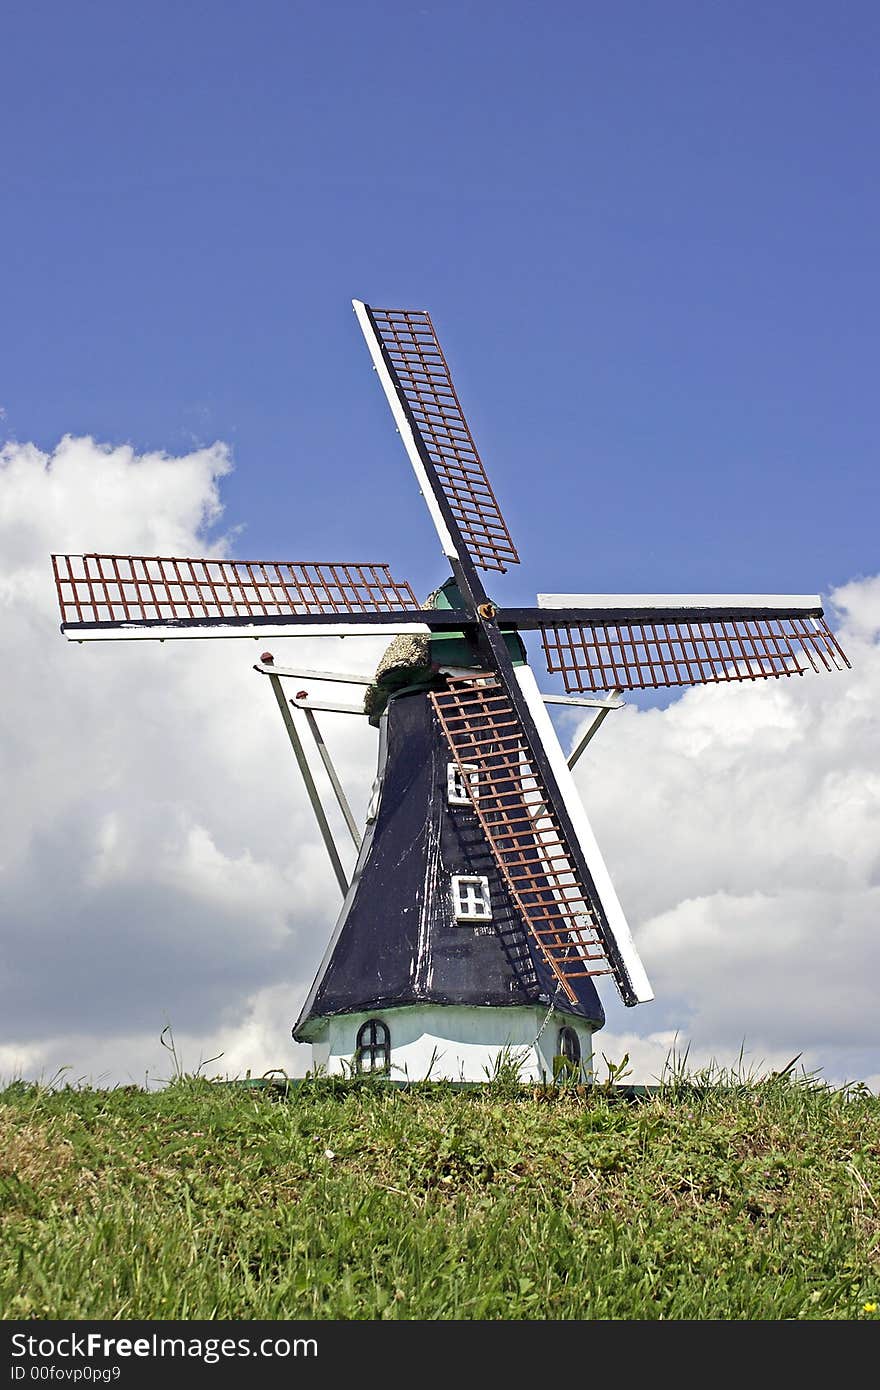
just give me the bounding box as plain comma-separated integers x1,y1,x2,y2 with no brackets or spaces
447,762,479,807
452,874,492,922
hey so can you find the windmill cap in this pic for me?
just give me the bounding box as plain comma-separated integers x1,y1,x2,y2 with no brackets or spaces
261,652,274,664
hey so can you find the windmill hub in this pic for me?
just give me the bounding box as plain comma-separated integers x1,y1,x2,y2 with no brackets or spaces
51,299,850,1085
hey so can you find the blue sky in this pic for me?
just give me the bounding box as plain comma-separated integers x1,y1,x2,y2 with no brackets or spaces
4,2,877,613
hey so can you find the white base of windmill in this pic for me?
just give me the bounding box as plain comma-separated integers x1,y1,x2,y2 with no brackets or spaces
304,1003,598,1083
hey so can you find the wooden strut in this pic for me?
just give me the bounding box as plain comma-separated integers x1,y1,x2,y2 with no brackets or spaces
568,690,622,768
298,704,363,852
266,672,349,896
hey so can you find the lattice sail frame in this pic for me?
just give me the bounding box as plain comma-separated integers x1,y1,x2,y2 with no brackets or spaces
359,305,520,573
540,612,849,693
52,554,419,627
430,672,625,1007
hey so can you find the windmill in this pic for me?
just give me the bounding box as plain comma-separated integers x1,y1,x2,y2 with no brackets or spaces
52,301,850,1083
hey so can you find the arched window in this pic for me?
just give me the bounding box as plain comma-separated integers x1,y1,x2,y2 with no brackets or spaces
355,1018,391,1074
555,1026,581,1079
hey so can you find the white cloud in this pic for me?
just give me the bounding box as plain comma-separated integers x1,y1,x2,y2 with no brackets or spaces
1,435,876,1089
0,436,382,1084
571,581,880,1088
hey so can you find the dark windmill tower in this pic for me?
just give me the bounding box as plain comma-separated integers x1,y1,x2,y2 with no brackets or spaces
51,300,850,1083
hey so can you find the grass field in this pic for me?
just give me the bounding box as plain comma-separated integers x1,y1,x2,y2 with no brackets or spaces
1,1064,878,1321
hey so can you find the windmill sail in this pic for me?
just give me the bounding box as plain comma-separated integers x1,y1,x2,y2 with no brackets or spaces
354,297,653,1007
529,593,849,692
51,553,467,640
353,301,520,573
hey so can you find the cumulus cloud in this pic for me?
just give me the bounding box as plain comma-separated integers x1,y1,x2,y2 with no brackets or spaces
571,582,880,1087
0,436,382,1084
1,435,876,1088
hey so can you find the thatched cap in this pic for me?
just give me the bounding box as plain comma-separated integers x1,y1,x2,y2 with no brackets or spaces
364,631,437,724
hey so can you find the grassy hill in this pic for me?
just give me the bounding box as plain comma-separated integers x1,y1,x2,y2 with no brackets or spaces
1,1066,878,1320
